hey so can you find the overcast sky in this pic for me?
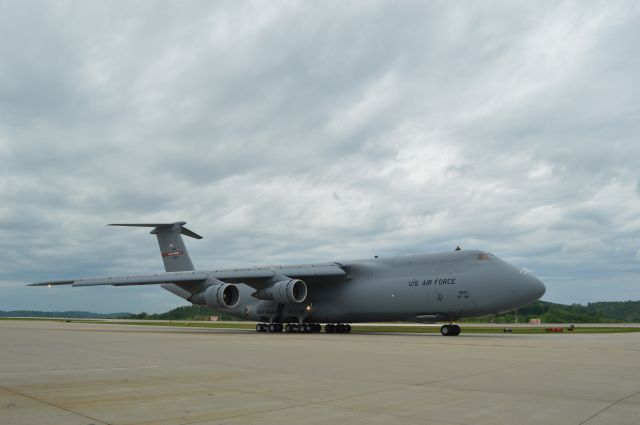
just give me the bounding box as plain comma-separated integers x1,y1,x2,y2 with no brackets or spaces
1,1,639,313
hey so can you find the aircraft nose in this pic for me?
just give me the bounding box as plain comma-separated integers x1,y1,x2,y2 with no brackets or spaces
522,271,546,301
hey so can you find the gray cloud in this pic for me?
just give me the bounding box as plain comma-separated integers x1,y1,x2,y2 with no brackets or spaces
1,1,640,312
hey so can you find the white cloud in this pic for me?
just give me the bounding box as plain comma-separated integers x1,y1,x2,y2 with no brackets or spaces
0,1,639,312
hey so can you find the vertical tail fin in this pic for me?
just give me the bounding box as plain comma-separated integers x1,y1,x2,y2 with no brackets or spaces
108,222,203,272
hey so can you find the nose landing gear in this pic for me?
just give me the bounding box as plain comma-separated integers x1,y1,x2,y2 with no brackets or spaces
440,324,461,336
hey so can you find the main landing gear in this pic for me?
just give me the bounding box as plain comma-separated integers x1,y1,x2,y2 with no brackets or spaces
325,323,351,334
255,323,352,334
440,324,461,336
286,323,322,333
255,323,322,333
256,323,284,333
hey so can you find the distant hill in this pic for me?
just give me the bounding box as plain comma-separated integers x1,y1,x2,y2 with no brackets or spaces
0,310,131,319
135,300,640,323
5,300,640,323
467,300,640,323
129,305,239,321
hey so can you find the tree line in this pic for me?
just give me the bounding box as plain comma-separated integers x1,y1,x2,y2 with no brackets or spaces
4,300,640,323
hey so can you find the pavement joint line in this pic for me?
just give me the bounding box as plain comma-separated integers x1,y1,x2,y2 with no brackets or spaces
133,363,471,415
120,374,451,425
414,359,546,387
577,388,640,425
317,402,472,425
0,365,159,375
80,362,628,416
144,369,407,405
170,400,311,425
317,381,637,425
169,393,469,425
0,385,111,425
140,357,555,403
59,365,609,425
146,369,475,424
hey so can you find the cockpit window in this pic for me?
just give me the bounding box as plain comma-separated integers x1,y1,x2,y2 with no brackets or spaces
477,252,492,261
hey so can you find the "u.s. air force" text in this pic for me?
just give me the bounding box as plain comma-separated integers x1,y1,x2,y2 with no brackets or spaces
408,278,456,286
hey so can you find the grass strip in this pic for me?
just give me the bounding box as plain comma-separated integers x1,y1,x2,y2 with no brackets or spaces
3,317,640,333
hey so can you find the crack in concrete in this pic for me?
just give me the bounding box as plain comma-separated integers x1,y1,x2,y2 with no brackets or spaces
0,385,111,425
577,389,640,425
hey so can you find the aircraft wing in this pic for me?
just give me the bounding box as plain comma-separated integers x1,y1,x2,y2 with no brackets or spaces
29,271,211,287
29,263,346,288
216,263,347,284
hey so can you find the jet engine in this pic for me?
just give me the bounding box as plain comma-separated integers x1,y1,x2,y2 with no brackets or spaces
192,281,240,309
255,279,307,304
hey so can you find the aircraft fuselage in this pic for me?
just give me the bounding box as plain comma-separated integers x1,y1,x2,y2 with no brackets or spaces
210,250,545,324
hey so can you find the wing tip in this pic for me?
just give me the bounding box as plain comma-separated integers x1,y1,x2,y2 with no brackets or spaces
28,280,75,287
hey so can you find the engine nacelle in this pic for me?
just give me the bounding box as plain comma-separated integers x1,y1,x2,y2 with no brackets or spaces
255,279,307,304
193,282,240,309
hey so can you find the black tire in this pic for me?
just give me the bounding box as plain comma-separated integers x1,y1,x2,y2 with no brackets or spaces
325,324,334,333
337,324,345,333
440,325,450,336
285,324,292,333
268,323,276,333
345,324,352,333
256,323,263,332
452,325,461,336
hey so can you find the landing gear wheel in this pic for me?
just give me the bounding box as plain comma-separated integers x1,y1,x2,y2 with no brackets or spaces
256,323,264,332
268,323,277,333
345,324,352,333
325,324,335,333
285,324,292,333
440,324,460,336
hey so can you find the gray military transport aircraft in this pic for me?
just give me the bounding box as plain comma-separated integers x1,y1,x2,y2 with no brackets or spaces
31,222,545,336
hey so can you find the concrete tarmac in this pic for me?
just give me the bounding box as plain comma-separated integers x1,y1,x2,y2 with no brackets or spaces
1,321,639,425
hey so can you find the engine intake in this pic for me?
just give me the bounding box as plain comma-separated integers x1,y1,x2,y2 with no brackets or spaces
255,279,307,304
192,281,240,309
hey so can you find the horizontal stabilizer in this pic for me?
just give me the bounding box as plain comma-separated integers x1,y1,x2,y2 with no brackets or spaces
109,222,203,239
